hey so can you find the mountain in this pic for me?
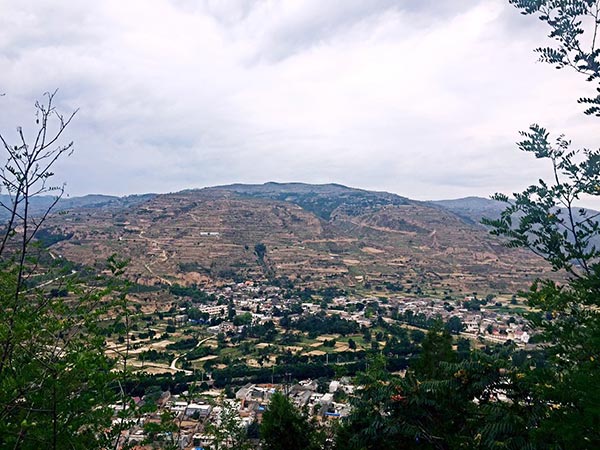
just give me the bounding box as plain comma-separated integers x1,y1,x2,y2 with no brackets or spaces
430,197,508,226
38,183,552,294
213,182,411,220
0,193,156,221
432,196,600,250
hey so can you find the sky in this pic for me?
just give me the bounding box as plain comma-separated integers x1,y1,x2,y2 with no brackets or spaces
0,0,598,207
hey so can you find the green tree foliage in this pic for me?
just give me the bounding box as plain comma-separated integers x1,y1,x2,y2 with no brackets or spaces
444,316,464,335
188,306,210,321
0,92,125,448
204,401,253,450
261,391,323,450
166,337,198,351
483,125,600,276
139,349,174,363
254,242,267,260
337,345,481,450
233,312,253,326
480,1,600,446
170,283,213,303
482,106,600,446
292,312,359,336
510,0,600,116
336,339,542,450
412,326,455,379
348,338,357,350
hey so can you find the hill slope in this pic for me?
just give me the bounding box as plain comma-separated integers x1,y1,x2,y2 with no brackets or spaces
431,197,508,226
41,183,551,294
0,193,156,221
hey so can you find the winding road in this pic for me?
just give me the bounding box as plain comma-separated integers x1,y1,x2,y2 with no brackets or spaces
168,336,212,375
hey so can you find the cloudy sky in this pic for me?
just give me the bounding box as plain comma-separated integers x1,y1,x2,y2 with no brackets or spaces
0,0,598,207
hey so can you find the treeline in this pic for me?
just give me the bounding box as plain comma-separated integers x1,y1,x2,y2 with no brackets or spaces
138,349,173,363
211,362,336,388
169,284,215,303
284,313,359,336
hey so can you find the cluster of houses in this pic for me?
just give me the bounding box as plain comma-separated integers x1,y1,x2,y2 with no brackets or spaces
235,378,352,421
113,377,354,449
179,282,531,346
392,297,531,344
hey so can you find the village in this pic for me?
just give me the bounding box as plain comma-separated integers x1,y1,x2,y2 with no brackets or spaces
108,280,533,448
114,377,354,448
178,282,531,349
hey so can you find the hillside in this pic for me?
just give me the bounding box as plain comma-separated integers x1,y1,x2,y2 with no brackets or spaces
431,197,508,226
433,196,600,250
0,193,156,221
40,183,552,294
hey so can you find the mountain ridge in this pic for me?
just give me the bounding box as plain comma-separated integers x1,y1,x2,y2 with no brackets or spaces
33,183,559,294
0,192,157,221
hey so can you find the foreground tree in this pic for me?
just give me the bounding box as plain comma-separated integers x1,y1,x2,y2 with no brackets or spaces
0,92,122,448
261,391,324,450
509,0,600,116
482,1,600,447
335,337,541,450
482,124,600,447
204,400,253,450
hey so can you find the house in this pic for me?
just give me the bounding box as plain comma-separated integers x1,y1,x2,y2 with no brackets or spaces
186,403,211,417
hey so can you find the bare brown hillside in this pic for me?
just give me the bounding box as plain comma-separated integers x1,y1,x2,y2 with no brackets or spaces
42,183,551,294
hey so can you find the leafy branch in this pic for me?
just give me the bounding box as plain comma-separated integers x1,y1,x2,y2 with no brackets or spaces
510,0,600,115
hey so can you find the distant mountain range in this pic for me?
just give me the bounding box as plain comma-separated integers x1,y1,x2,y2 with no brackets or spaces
23,182,568,295
0,193,156,221
4,186,570,228
0,185,537,226
430,197,508,226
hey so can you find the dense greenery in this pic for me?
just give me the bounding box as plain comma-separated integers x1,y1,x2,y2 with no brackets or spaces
170,283,214,303
34,228,74,247
0,93,127,448
212,362,336,388
166,337,199,351
139,349,174,363
261,391,323,450
336,336,543,450
289,312,360,336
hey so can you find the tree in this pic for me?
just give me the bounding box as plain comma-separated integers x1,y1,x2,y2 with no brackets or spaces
348,338,357,351
0,92,124,448
509,0,600,116
204,401,253,450
233,312,253,326
261,391,323,450
254,243,267,260
483,119,600,446
481,1,600,447
444,316,464,335
334,357,405,450
413,326,456,379
336,343,539,450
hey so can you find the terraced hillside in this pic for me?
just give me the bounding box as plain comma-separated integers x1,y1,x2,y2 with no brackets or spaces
42,183,552,294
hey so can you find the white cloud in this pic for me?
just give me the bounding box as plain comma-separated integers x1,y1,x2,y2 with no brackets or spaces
0,0,597,209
